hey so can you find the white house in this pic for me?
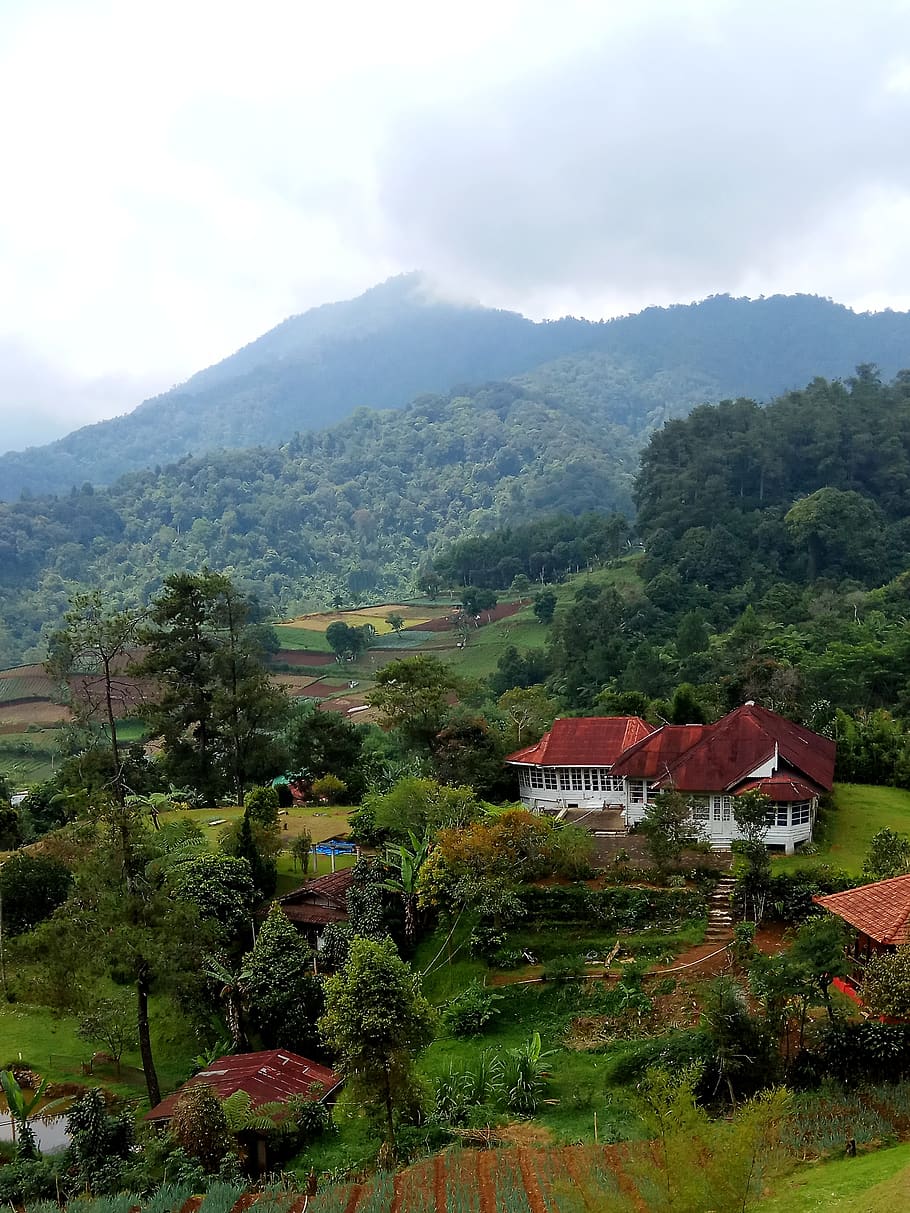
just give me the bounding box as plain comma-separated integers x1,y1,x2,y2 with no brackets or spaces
507,702,835,854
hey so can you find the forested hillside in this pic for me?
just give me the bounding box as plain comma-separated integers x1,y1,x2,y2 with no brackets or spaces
3,283,910,500
0,380,642,664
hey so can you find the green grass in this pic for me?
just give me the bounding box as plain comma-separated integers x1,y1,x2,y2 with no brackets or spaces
434,607,549,680
273,626,333,652
0,731,60,785
774,783,910,874
157,805,357,895
761,1141,910,1211
0,995,196,1100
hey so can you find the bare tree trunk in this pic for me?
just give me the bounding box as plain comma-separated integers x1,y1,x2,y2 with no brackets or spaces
137,962,161,1106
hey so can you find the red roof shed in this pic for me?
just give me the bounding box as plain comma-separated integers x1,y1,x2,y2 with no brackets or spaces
146,1050,340,1123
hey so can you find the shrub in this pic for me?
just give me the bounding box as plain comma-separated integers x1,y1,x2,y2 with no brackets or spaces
442,983,503,1037
517,885,707,929
243,785,279,827
795,1021,910,1087
542,954,585,983
312,774,347,804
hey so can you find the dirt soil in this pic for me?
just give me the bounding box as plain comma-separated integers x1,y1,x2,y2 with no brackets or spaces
275,649,337,666
411,601,524,631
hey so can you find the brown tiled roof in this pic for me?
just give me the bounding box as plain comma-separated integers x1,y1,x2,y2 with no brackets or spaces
279,869,354,907
146,1050,340,1122
815,875,910,946
610,724,708,781
506,717,654,767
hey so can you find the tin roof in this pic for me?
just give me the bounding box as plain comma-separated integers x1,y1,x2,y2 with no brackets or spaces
612,704,834,794
146,1050,340,1122
736,775,820,802
507,716,654,767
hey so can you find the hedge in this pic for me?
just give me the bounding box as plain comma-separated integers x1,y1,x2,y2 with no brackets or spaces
514,885,707,930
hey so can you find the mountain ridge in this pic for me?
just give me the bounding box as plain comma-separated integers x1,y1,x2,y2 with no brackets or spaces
3,279,910,501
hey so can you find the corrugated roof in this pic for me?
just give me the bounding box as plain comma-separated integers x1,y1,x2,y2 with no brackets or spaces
506,717,654,767
611,704,834,794
146,1050,340,1122
815,875,910,946
737,775,820,802
610,724,708,781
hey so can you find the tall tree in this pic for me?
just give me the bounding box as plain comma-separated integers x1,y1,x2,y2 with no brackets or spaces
138,571,286,803
46,592,146,807
319,937,436,1158
367,655,459,750
242,904,323,1054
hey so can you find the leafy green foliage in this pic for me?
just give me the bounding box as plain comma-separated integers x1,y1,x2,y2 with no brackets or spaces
441,982,504,1037
242,904,323,1055
863,827,910,881
0,853,72,935
862,945,910,1020
319,937,436,1153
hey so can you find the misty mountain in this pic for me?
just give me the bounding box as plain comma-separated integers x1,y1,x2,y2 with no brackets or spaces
3,278,910,501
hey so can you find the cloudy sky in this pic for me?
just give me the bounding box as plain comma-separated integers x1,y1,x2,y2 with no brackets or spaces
2,0,910,452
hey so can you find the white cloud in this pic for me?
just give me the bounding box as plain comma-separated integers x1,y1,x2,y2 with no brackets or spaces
1,0,910,449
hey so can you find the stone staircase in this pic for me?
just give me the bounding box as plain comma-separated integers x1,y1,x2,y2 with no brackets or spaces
705,874,737,945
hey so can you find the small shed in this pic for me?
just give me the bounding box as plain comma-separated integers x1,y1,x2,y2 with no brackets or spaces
278,870,355,948
146,1049,341,1171
814,874,910,998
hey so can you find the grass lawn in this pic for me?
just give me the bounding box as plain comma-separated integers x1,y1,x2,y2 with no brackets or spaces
0,995,197,1101
774,783,910,874
272,626,333,651
761,1140,910,1211
157,804,357,896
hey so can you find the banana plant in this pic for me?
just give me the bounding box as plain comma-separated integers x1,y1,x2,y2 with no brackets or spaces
382,830,430,946
0,1069,68,1159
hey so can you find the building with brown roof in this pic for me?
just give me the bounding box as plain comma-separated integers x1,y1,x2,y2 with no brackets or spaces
814,875,910,1006
507,702,835,853
277,869,354,947
146,1049,341,1172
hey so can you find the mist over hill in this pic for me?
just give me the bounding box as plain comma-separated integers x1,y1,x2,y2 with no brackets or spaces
3,277,910,501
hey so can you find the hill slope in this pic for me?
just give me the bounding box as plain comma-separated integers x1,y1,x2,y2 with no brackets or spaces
3,283,910,500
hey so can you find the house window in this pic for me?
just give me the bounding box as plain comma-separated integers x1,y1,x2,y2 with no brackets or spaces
692,800,709,822
559,770,570,791
570,768,583,791
529,768,544,789
583,768,594,791
518,769,528,788
792,801,812,825
544,769,558,790
629,779,646,804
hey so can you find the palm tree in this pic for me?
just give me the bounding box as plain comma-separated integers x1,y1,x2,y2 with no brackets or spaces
203,955,249,1051
382,831,430,947
0,1070,68,1158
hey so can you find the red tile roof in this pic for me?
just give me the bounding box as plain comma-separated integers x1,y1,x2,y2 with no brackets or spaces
506,717,654,767
280,870,354,906
736,776,820,802
815,875,910,946
146,1050,340,1122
